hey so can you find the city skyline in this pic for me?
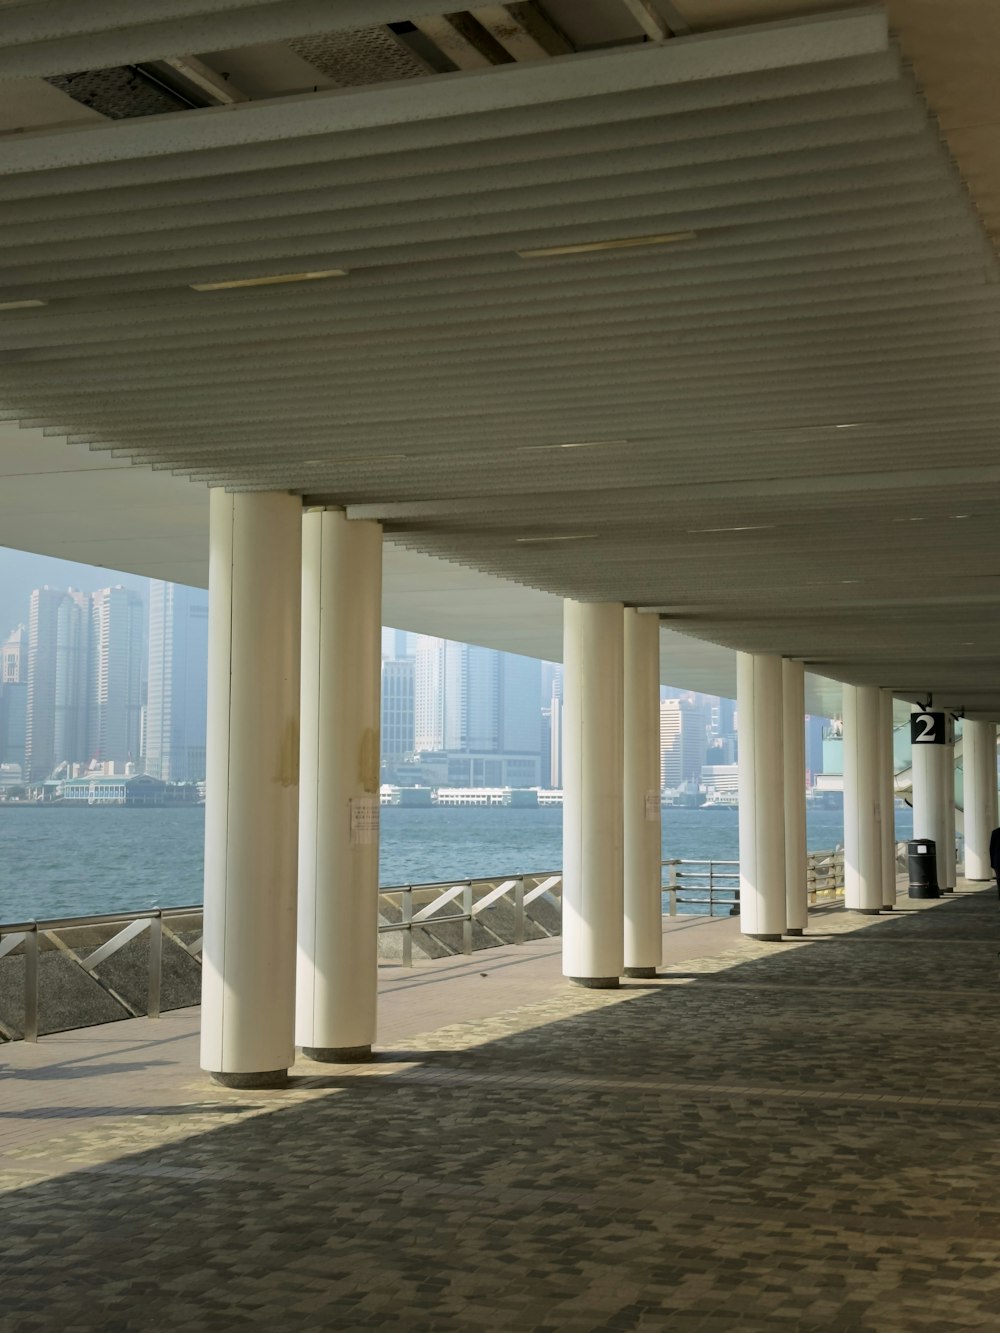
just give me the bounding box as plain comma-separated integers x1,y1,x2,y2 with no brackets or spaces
0,549,757,796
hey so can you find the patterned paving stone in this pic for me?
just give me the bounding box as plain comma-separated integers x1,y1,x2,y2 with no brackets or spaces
0,888,998,1330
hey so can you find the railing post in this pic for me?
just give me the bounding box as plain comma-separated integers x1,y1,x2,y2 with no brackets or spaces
23,925,39,1042
668,861,678,918
462,882,473,955
148,912,162,1020
514,877,525,946
402,888,413,968
708,862,715,918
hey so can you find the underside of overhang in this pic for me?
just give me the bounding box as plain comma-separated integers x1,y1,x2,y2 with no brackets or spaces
0,2,998,718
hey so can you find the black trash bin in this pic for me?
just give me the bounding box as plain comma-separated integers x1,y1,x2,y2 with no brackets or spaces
908,839,940,899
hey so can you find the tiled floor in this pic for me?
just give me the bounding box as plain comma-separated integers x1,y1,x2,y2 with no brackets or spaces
1,889,998,1331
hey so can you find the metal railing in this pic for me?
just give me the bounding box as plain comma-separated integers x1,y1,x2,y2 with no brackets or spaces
660,848,845,918
1,853,847,1041
378,871,563,967
0,906,202,1045
662,859,740,916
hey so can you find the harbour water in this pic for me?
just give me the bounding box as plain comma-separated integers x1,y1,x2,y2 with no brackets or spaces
0,803,913,923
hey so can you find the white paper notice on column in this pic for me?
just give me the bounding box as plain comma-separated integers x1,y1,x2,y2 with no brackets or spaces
350,795,380,845
645,790,660,822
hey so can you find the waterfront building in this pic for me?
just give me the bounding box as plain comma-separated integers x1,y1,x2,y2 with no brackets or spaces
702,763,740,802
57,773,200,806
144,581,209,782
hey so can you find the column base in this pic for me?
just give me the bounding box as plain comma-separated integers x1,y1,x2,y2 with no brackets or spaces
909,887,940,900
567,976,620,989
744,933,783,942
785,927,804,937
881,904,895,912
941,886,955,894
209,1068,288,1090
623,966,658,979
302,1045,373,1063
855,909,882,916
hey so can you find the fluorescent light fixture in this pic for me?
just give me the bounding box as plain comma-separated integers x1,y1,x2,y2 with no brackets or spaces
191,269,348,292
688,524,775,534
0,298,47,310
515,534,596,544
517,231,696,259
517,439,629,452
303,454,406,466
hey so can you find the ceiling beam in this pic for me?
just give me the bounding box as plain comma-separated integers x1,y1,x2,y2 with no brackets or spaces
469,4,572,60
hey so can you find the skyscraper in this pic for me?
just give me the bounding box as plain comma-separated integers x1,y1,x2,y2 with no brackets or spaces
26,587,71,782
659,699,711,790
413,635,462,752
89,587,144,767
2,625,25,683
144,581,208,782
381,657,415,767
412,635,542,784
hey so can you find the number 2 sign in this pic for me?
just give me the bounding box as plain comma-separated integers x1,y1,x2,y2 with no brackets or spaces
910,711,950,745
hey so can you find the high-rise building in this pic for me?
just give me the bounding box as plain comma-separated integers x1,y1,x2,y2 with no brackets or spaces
659,699,711,790
2,625,26,683
144,581,209,782
805,714,826,788
89,587,144,767
717,696,736,737
55,589,91,769
412,635,542,783
26,587,72,782
381,657,415,766
414,635,463,752
0,680,27,772
25,584,147,783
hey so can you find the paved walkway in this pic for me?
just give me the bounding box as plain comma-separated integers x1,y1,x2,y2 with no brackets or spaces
1,889,998,1331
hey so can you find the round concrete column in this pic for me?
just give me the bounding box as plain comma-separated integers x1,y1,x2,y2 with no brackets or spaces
782,660,808,936
879,690,897,909
963,720,998,881
942,730,957,892
843,685,883,914
297,510,383,1062
201,490,302,1089
562,600,624,988
736,652,785,941
911,706,948,895
623,609,662,978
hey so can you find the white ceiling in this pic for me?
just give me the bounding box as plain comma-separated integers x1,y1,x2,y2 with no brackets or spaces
0,2,994,718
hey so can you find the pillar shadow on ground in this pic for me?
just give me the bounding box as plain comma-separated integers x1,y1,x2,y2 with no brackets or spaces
1,891,999,1332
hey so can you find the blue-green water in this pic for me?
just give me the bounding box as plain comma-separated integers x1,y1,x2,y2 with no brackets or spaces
0,802,913,923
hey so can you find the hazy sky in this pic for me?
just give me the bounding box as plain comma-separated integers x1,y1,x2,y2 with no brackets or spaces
0,547,150,642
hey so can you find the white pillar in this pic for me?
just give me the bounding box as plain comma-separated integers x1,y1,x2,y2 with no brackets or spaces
843,685,883,914
623,609,662,978
879,690,897,909
297,510,383,1061
964,720,998,881
562,600,624,987
911,706,947,894
201,490,302,1088
782,660,808,936
736,652,785,940
942,730,956,891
